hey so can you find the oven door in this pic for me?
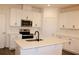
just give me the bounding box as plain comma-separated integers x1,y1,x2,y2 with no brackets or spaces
22,35,33,39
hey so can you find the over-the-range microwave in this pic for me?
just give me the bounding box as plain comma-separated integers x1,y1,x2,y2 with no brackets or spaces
21,19,32,27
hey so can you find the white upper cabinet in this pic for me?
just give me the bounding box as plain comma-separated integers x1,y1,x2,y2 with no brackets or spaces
22,10,42,27
22,10,33,20
70,11,79,29
43,8,58,17
32,11,42,27
16,9,22,26
59,11,79,29
10,8,42,27
59,12,72,29
10,8,22,26
10,8,17,26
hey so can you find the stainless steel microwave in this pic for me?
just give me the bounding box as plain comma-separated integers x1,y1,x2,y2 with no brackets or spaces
21,20,32,27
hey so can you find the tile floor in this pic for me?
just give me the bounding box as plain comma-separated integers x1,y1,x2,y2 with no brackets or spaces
62,50,75,55
0,47,75,55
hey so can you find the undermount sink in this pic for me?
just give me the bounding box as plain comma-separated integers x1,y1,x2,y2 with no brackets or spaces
26,39,43,42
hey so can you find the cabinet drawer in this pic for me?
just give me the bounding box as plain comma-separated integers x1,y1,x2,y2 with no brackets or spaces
20,48,38,55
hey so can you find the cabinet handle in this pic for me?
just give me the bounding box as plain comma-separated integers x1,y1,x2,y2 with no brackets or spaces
35,24,37,26
62,25,64,28
73,25,75,28
69,42,71,44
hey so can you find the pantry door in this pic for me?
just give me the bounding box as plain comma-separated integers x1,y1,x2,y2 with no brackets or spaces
42,17,57,38
0,15,6,48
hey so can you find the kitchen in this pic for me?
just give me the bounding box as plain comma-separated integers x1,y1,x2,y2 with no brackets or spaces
0,4,79,55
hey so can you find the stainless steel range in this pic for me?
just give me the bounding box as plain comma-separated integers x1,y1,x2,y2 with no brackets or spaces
19,29,33,39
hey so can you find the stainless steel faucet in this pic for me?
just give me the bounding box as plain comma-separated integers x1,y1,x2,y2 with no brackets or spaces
34,31,39,41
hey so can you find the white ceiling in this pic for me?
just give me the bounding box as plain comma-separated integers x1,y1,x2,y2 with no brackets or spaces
29,4,76,9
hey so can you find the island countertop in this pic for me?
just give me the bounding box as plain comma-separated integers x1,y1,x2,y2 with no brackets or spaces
15,37,69,50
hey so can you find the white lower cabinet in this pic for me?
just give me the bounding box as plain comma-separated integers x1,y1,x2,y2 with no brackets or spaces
70,39,79,54
21,48,38,55
38,45,62,55
9,35,16,50
56,35,79,54
0,34,6,48
15,44,38,55
63,37,79,54
15,44,62,55
9,34,22,50
63,38,72,51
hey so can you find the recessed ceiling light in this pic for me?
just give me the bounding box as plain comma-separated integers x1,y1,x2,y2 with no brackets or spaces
48,4,51,6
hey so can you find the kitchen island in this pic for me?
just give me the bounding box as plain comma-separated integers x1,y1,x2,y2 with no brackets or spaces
15,37,68,55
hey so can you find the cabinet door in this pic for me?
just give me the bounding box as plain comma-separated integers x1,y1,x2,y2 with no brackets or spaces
9,35,15,50
63,38,72,51
63,38,79,54
16,9,22,26
43,8,58,17
42,17,57,37
70,39,79,54
38,44,62,55
59,13,66,28
10,9,17,26
20,48,38,55
10,9,22,26
59,11,79,29
70,11,79,29
9,34,20,50
32,11,42,27
22,10,28,19
63,37,76,52
22,10,32,20
59,12,72,29
64,12,73,29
